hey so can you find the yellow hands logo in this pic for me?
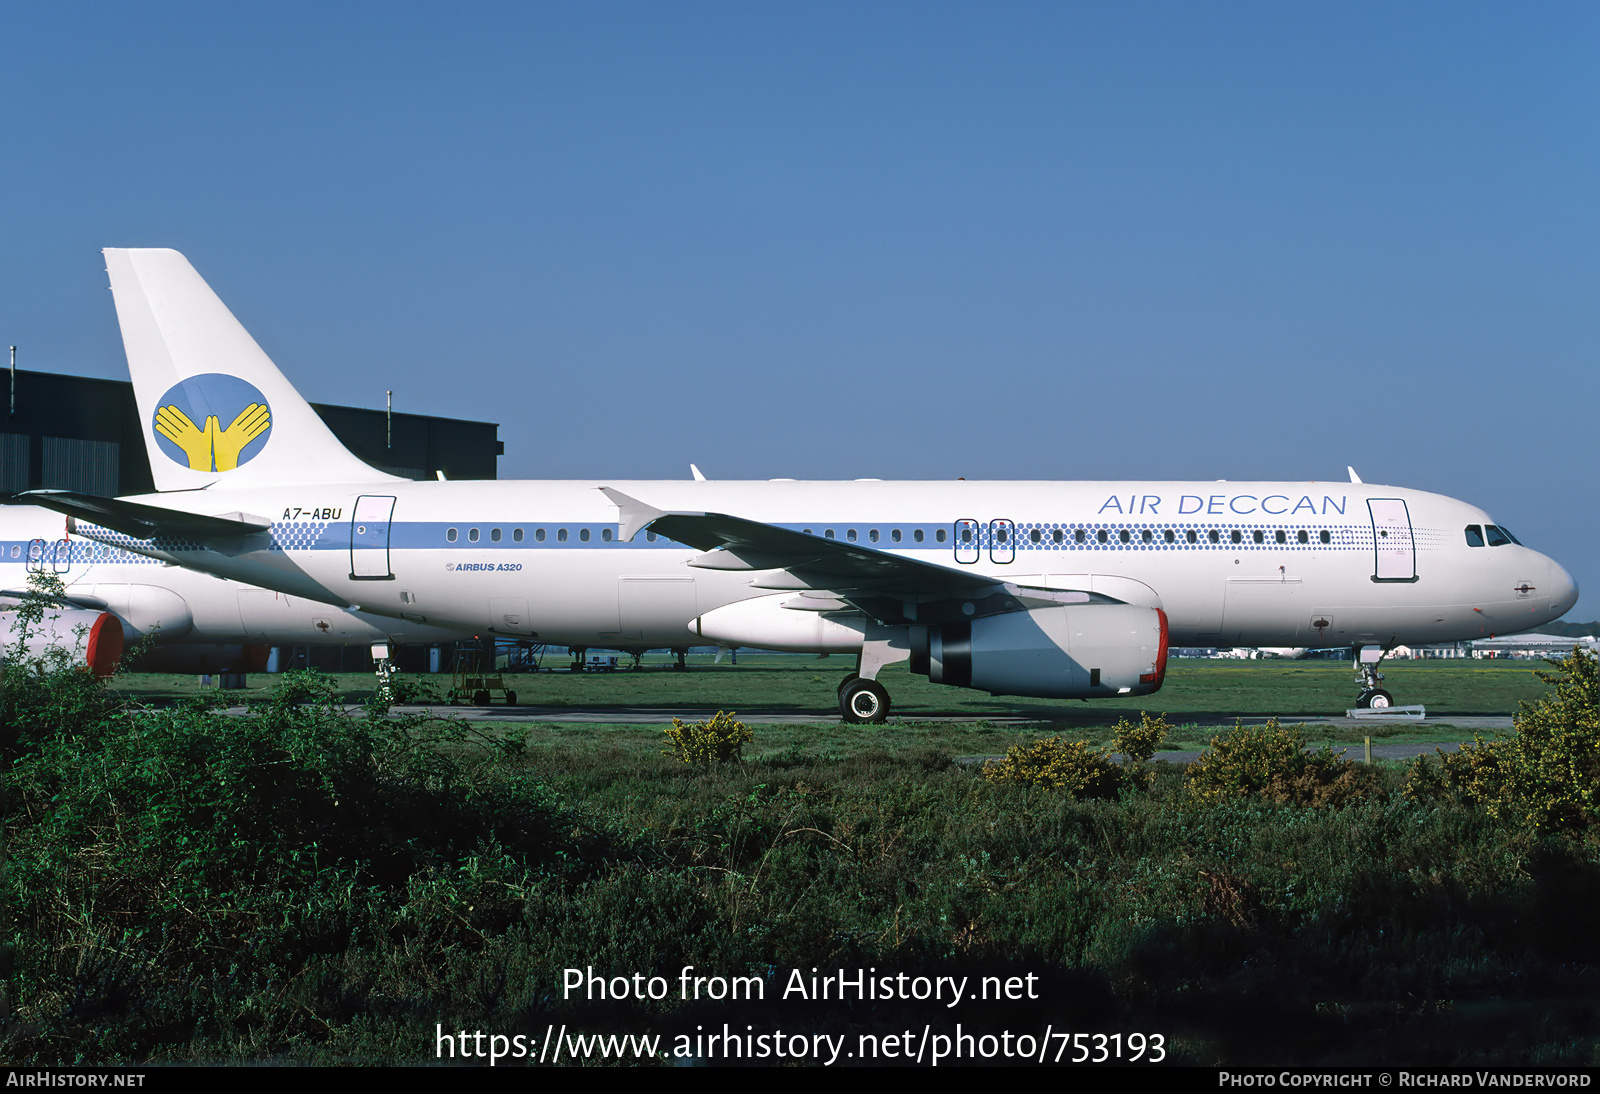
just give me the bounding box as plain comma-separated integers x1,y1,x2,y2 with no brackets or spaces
151,376,273,473
213,403,272,470
154,405,212,470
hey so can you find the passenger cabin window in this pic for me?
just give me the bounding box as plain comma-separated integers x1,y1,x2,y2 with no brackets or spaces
1096,529,1108,544
914,529,925,543
1297,530,1308,544
580,528,591,542
468,528,480,542
1075,529,1086,544
536,528,546,542
1186,530,1198,544
490,528,502,542
953,520,978,563
825,529,835,539
890,529,901,543
1465,525,1485,548
1208,530,1220,544
1164,529,1175,543
1274,530,1286,544
647,531,657,542
935,529,946,543
1053,529,1064,544
446,528,458,542
513,528,524,542
869,529,879,542
1252,530,1264,545
1118,529,1130,544
602,528,612,542
847,529,857,542
1141,529,1153,543
1030,528,1041,544
557,529,568,542
1319,530,1330,544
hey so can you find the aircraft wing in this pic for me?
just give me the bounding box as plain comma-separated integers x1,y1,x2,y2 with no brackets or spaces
8,490,271,540
600,487,1092,624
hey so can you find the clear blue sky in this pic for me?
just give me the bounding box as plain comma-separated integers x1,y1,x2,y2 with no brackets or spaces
3,2,1596,620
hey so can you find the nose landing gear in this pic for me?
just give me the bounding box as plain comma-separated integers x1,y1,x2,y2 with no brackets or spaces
1354,645,1393,709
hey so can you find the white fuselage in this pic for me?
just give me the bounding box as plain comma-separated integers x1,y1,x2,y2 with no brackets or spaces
69,478,1577,652
0,506,467,648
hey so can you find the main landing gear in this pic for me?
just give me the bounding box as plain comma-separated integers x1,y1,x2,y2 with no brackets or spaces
838,673,891,724
835,626,911,724
1354,645,1393,709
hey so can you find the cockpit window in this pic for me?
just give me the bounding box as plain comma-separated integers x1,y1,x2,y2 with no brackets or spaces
1485,525,1512,547
1464,525,1484,548
1500,526,1522,545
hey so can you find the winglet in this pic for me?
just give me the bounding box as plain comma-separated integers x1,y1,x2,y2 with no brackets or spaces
690,464,707,481
599,487,669,542
1347,466,1363,484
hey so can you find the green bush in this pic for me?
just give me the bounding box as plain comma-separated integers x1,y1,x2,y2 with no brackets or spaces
1112,711,1171,765
1407,649,1599,834
662,710,753,766
1187,719,1379,807
980,736,1123,797
982,714,1170,797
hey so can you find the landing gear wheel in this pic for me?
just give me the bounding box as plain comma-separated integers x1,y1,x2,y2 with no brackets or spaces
836,672,860,698
1356,689,1394,710
473,689,491,706
840,679,890,724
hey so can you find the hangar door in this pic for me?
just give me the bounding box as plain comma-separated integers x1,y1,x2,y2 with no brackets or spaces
1367,499,1417,582
350,495,397,580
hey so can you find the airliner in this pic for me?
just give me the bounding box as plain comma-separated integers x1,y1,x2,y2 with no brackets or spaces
1,504,468,674
8,249,1580,721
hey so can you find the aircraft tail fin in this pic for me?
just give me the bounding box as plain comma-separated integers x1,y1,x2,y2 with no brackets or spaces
104,248,401,492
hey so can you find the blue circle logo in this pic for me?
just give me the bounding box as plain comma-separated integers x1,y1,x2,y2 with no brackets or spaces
151,374,273,472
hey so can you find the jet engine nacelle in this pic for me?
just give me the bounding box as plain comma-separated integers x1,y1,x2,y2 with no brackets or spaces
1,608,125,678
73,583,194,641
911,604,1169,699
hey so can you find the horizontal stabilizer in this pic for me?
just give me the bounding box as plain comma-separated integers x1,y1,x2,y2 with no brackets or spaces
9,490,271,540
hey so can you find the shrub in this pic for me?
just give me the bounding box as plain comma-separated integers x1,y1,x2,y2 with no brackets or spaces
980,736,1123,797
1187,719,1379,808
662,710,753,767
1407,650,1600,834
1112,711,1171,765
1112,711,1171,789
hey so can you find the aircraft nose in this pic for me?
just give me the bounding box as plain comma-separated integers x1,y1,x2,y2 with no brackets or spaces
1546,557,1579,618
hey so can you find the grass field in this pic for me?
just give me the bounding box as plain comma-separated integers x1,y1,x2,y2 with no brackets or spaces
8,652,1600,1065
109,654,1554,758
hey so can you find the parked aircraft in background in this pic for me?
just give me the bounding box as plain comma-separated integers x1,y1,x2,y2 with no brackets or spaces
11,249,1580,720
1,505,467,675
